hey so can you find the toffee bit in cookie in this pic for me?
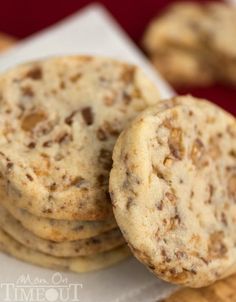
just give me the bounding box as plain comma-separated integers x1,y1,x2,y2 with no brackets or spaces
121,66,135,83
207,184,214,204
156,200,163,211
227,124,236,138
27,142,36,149
69,73,82,83
21,86,34,97
165,192,176,203
42,140,53,148
229,150,236,158
96,122,120,141
6,162,14,171
126,197,134,210
199,257,209,265
104,121,120,136
208,231,227,259
49,182,57,192
81,107,93,125
169,213,181,230
152,165,165,180
168,128,184,160
161,249,171,263
56,132,72,144
42,208,53,214
123,153,129,162
208,141,221,160
191,138,205,165
148,264,155,270
168,269,190,283
122,91,132,105
25,67,42,80
21,112,46,132
163,156,173,167
71,176,88,189
0,152,10,162
64,110,78,126
26,174,34,181
175,251,187,259
162,118,172,129
96,128,107,141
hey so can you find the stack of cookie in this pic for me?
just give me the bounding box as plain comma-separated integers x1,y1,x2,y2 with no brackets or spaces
143,2,236,87
0,56,161,272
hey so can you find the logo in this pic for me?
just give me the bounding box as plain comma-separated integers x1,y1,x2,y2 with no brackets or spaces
1,273,83,301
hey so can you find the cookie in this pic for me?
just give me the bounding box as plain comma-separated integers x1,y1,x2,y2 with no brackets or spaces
1,199,117,242
201,3,236,85
151,50,214,87
0,56,160,221
0,228,130,272
143,3,236,87
143,2,204,54
0,205,125,257
201,3,236,60
110,95,236,287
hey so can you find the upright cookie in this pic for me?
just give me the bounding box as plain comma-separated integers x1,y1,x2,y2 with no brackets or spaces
0,56,160,220
110,96,236,287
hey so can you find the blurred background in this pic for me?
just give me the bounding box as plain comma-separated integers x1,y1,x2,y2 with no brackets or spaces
0,0,235,115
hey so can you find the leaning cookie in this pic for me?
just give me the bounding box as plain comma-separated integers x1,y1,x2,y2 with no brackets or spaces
0,205,125,257
0,56,160,221
0,228,130,272
1,199,117,242
110,95,236,288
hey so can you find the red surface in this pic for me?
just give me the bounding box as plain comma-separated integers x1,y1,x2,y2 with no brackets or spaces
0,0,235,115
